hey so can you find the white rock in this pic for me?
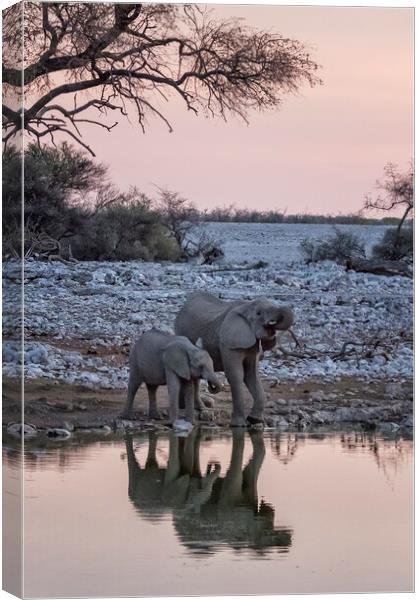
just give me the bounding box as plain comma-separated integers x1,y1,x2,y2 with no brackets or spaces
7,423,37,438
173,419,194,433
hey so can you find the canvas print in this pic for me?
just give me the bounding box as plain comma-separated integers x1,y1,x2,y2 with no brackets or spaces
2,2,413,597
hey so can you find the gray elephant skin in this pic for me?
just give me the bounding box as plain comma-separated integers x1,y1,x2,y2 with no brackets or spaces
175,292,294,426
125,430,292,555
121,329,221,423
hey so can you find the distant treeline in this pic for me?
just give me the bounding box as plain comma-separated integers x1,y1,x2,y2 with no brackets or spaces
197,206,401,225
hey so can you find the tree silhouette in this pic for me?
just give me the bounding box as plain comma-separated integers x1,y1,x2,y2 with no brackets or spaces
3,3,321,154
364,162,413,236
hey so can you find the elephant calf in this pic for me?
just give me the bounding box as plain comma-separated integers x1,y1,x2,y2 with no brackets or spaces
121,329,222,425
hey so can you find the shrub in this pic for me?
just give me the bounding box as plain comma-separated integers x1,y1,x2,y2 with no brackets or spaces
3,144,190,262
300,228,366,264
148,227,182,262
372,226,413,261
183,230,224,264
3,142,105,258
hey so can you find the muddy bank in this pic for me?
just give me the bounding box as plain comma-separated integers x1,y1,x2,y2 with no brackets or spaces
3,375,413,438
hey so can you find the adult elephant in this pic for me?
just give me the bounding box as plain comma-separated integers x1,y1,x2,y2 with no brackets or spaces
175,292,294,427
173,429,293,555
125,430,292,556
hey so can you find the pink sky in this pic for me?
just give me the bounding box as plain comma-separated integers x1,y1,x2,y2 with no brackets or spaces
63,5,415,214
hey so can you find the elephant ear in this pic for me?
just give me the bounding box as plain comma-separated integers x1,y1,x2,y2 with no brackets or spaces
220,308,256,350
163,344,191,380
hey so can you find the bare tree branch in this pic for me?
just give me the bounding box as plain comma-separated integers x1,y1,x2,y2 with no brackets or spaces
3,3,321,153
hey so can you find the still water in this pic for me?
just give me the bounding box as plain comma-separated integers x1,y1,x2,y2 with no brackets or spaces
4,429,413,597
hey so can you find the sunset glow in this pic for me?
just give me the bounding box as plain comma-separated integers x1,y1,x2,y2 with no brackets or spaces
75,5,413,215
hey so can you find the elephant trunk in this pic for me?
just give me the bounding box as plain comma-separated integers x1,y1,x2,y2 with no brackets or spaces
272,306,294,331
206,373,222,394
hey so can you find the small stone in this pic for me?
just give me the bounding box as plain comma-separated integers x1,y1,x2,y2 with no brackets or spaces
312,410,334,425
120,270,133,282
297,409,309,420
130,314,144,324
50,401,74,411
173,419,194,433
378,422,400,433
401,415,413,428
104,272,117,285
385,382,404,400
91,425,112,435
274,277,287,286
46,428,71,439
7,423,37,438
116,419,136,429
265,415,289,429
335,407,355,422
72,272,93,284
199,409,215,422
310,391,326,402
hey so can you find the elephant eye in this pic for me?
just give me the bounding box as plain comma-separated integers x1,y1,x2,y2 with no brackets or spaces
256,311,261,316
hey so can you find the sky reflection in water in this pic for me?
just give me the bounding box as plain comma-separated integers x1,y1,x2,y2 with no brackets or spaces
3,429,413,597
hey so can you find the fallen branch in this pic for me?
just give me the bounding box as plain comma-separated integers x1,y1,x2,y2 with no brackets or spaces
275,333,399,364
346,258,412,278
201,260,268,273
24,231,79,264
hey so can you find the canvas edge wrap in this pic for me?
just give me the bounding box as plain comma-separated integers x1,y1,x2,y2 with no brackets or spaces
2,1,24,598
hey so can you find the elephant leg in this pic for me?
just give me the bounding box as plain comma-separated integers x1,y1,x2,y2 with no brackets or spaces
178,381,186,410
181,428,197,474
165,369,181,424
121,365,142,418
145,431,159,468
244,353,266,423
164,434,181,486
125,434,141,499
183,380,195,425
242,430,266,510
222,350,247,427
219,429,245,507
147,384,161,420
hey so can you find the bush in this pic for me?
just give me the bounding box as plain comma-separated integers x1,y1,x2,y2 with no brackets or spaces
2,143,189,262
183,230,224,264
68,193,181,262
301,228,366,264
372,226,413,261
3,142,105,258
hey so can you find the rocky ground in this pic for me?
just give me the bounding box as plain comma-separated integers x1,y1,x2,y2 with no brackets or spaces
3,374,413,440
2,224,413,439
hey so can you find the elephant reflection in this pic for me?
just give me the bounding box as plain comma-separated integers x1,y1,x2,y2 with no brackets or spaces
126,430,219,520
125,430,292,556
